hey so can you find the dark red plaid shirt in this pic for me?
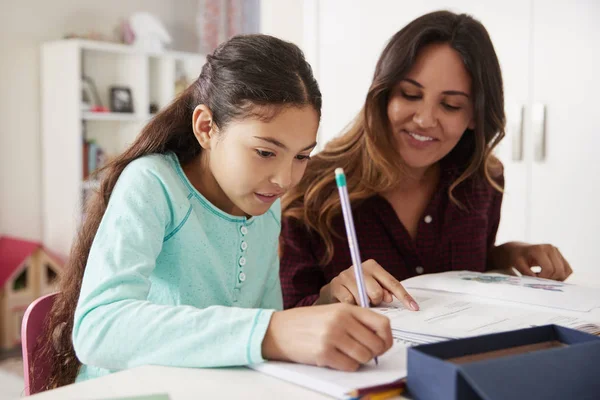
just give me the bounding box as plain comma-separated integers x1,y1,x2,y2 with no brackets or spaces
280,163,504,309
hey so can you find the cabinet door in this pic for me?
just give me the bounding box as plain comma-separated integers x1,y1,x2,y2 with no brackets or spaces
529,0,600,284
315,0,531,244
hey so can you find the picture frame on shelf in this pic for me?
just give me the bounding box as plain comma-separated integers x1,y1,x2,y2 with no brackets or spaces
109,86,134,113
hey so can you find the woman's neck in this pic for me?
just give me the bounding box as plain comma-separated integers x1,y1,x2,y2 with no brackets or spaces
396,163,440,193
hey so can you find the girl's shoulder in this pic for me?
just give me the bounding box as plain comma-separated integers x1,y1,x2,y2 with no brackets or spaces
120,153,187,192
115,153,192,218
122,152,177,179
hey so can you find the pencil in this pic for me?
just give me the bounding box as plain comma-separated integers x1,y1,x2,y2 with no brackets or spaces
347,379,406,397
362,388,404,400
335,167,377,365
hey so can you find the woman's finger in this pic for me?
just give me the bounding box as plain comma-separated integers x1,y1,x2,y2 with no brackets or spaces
514,257,536,276
548,247,566,281
369,266,419,310
331,282,357,305
364,275,386,305
531,250,555,280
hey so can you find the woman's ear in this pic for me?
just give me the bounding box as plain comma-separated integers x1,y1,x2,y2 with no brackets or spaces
468,117,476,130
192,105,215,149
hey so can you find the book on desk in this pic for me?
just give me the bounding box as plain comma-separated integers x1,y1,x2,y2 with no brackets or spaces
250,271,600,399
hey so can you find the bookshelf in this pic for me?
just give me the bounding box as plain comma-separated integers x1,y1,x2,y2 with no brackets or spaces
41,39,204,256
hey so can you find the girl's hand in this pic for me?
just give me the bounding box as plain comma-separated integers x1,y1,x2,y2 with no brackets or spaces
316,259,419,311
509,243,573,281
262,303,393,371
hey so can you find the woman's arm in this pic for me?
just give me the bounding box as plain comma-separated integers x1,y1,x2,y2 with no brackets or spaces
279,218,327,308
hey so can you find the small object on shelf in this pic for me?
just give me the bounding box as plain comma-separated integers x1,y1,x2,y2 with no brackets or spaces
174,63,190,96
128,12,172,52
64,32,112,42
109,86,134,113
119,19,136,45
149,103,159,114
81,76,104,112
82,139,108,180
90,105,109,113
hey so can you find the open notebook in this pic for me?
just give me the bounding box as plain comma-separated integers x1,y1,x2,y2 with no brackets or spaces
250,271,600,399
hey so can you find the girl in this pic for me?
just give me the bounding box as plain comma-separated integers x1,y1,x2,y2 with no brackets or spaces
41,34,393,389
280,11,572,309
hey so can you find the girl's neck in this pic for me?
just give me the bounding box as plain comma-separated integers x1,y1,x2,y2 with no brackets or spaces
183,153,246,217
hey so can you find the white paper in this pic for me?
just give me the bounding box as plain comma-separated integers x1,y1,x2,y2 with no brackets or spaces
402,271,600,312
377,289,600,343
250,272,600,398
248,342,407,399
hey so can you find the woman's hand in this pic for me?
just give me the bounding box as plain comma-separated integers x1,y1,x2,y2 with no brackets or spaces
262,303,393,371
316,259,419,311
493,242,573,281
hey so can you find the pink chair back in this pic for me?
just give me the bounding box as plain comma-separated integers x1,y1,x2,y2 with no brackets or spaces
21,292,58,395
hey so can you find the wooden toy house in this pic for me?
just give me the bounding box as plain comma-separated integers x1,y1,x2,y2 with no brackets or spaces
0,236,64,350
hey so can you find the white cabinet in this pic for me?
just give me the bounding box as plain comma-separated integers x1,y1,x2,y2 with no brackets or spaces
308,1,600,284
41,40,204,256
527,0,600,284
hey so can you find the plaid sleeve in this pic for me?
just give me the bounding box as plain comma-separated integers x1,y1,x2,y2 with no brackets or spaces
485,171,505,270
279,217,326,309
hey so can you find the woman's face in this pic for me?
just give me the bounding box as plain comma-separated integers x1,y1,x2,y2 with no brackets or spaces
387,43,476,171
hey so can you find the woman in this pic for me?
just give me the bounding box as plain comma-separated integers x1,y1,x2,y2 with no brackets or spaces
280,10,572,309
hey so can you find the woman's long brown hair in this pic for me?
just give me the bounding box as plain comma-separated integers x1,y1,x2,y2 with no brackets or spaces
282,10,506,265
37,34,321,390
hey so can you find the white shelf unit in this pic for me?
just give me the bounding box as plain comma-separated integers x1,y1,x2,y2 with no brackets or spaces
41,39,204,256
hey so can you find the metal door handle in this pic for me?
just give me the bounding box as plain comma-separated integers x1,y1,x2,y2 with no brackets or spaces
532,103,547,162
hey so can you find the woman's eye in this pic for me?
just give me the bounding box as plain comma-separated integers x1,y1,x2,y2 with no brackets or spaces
443,103,461,111
256,150,275,158
402,92,421,100
295,154,311,161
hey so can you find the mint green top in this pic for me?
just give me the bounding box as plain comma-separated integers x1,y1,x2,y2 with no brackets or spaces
72,152,283,382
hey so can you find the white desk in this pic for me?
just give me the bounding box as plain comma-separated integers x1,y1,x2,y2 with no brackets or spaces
27,365,407,400
28,275,600,400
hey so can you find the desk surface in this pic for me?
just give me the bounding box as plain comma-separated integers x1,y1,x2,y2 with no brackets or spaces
28,273,599,400
27,365,407,400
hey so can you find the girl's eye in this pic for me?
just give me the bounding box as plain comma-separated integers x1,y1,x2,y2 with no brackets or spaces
256,150,275,158
443,103,461,111
295,154,311,161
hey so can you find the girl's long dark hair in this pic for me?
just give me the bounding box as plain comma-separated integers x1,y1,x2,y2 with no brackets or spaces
38,34,321,389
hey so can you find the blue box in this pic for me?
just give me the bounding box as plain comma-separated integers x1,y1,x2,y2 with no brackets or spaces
407,325,600,400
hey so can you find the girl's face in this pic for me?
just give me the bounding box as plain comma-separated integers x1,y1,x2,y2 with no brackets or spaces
387,43,476,172
197,106,319,216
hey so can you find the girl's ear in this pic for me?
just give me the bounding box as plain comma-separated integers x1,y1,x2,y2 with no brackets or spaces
192,104,215,150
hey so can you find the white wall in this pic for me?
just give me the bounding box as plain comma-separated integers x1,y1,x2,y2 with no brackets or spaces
0,0,198,241
259,0,322,147
260,0,305,47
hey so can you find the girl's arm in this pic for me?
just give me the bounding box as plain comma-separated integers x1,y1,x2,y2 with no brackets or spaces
72,161,274,370
260,255,283,310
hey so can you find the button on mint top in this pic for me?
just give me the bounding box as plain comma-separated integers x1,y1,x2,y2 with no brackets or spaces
72,152,283,382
